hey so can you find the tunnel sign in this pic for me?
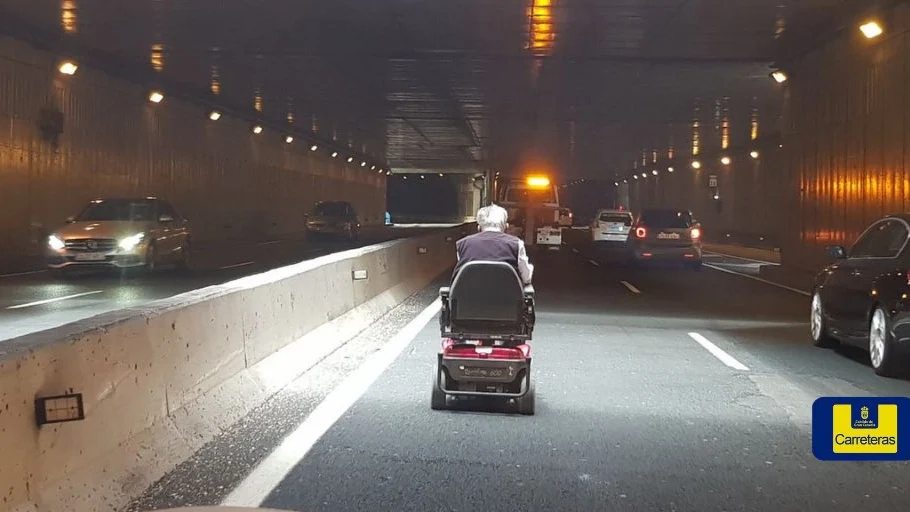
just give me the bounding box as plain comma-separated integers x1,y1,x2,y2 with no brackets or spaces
708,174,718,188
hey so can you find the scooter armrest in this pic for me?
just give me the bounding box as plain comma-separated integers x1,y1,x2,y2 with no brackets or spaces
439,287,451,300
523,284,535,299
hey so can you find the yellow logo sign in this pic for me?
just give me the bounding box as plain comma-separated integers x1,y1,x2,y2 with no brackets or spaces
832,404,898,454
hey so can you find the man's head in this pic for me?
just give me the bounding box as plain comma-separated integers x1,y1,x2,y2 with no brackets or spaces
476,204,509,232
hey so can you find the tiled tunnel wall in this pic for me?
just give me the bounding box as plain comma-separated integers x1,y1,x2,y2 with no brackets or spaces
0,38,386,271
781,3,910,272
628,3,910,273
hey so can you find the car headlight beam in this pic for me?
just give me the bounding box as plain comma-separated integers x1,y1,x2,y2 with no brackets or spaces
118,233,146,251
48,235,65,250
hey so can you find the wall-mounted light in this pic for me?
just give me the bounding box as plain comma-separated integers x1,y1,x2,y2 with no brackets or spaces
770,70,788,83
361,161,367,167
285,135,294,144
209,111,222,121
860,20,884,39
668,167,675,173
331,151,338,158
652,170,658,176
420,174,426,179
371,165,377,170
633,175,639,180
58,60,78,75
614,181,619,186
148,91,164,103
641,173,648,178
347,156,354,163
750,150,759,159
252,125,263,134
691,160,702,169
439,173,444,177
310,144,318,151
720,156,731,165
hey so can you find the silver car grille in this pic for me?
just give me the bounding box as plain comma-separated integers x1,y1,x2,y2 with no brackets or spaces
64,238,118,252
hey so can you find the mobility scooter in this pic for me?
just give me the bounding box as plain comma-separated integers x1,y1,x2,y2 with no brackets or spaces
432,261,537,414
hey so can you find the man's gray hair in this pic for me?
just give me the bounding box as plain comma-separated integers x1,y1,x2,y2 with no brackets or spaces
476,204,509,231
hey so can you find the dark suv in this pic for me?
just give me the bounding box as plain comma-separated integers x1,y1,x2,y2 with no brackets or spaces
305,201,360,241
629,208,703,269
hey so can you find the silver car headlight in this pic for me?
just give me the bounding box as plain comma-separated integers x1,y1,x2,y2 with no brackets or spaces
118,233,146,251
48,235,65,250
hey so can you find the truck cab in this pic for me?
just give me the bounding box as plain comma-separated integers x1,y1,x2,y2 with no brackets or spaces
498,176,569,249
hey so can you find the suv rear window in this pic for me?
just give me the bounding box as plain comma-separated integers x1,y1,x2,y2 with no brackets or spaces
313,202,348,216
599,213,632,225
639,210,692,228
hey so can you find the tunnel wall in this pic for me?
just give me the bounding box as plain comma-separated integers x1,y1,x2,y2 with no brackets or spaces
778,3,910,272
0,38,386,272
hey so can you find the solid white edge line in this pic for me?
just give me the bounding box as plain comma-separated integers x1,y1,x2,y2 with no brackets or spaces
688,332,750,371
220,261,256,270
6,290,104,310
221,298,443,507
703,250,779,266
620,280,641,294
0,269,47,279
703,263,811,297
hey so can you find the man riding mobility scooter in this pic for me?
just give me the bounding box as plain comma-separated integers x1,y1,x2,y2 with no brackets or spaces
432,260,537,414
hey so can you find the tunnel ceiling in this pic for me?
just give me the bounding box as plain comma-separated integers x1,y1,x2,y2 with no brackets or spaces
3,0,866,179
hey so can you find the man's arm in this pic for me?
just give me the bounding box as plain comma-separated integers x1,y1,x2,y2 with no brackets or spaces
516,239,534,284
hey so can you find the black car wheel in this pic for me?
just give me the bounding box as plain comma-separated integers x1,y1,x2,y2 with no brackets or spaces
810,292,838,348
870,306,902,377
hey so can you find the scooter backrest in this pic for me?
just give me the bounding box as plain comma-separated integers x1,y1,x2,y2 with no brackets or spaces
449,261,524,323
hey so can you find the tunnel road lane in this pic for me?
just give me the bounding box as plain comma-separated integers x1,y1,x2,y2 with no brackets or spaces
0,224,457,342
130,243,910,512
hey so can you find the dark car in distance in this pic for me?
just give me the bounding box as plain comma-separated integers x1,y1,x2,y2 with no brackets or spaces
811,213,910,377
305,200,361,241
629,208,703,269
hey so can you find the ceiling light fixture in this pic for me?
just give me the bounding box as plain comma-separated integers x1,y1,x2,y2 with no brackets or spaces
58,61,78,75
860,20,884,39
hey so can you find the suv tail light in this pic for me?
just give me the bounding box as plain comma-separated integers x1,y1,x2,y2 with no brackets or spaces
635,226,647,239
690,227,701,240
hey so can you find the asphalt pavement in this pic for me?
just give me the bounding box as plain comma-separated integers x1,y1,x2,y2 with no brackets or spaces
0,224,456,342
129,239,910,512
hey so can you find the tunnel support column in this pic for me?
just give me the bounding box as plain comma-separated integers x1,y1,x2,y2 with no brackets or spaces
457,175,483,222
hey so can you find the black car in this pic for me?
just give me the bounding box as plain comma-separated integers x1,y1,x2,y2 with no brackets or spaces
305,201,360,241
811,214,910,376
629,208,703,269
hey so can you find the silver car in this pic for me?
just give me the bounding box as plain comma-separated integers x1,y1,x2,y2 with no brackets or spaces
46,197,191,274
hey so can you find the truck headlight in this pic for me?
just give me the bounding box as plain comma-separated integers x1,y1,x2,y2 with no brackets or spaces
118,233,146,251
48,235,65,250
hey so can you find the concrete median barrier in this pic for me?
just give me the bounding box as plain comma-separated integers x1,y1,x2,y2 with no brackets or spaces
0,223,473,512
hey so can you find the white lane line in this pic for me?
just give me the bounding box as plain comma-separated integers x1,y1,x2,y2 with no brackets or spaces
6,290,104,310
703,250,779,266
220,261,255,270
703,263,811,297
221,299,442,507
0,269,47,279
588,259,600,267
688,332,750,371
620,280,641,294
